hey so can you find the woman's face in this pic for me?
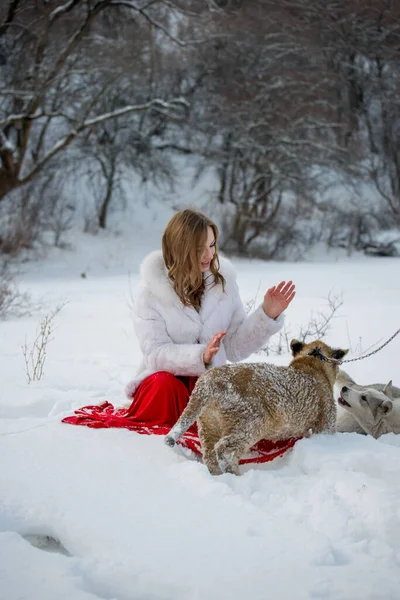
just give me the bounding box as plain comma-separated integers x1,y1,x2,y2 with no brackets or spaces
199,226,216,272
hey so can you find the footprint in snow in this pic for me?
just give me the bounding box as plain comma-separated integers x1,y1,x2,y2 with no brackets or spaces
22,533,71,556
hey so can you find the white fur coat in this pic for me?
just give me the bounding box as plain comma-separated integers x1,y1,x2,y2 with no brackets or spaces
125,250,283,399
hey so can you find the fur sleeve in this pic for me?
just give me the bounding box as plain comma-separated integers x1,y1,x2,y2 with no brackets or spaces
133,287,208,376
223,281,284,362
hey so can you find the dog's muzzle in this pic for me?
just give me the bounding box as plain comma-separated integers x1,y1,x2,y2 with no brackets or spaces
338,393,351,407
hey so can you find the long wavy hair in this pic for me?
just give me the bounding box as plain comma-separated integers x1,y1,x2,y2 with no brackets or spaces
162,209,225,311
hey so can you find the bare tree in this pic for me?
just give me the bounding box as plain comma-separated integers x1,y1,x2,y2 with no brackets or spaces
295,0,400,218
186,1,349,256
0,0,191,205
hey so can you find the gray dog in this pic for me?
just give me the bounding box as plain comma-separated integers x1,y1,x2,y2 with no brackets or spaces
336,370,400,438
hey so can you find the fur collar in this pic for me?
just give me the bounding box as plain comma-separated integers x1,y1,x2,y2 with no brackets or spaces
140,250,237,309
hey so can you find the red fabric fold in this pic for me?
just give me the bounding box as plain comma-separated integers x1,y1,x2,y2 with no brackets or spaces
62,371,300,464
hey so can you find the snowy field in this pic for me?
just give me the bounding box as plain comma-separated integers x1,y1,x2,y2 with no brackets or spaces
1,210,400,600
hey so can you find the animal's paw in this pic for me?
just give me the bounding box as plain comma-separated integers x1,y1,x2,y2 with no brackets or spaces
165,435,175,447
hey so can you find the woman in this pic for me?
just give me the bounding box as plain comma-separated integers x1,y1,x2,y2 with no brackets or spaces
123,209,296,428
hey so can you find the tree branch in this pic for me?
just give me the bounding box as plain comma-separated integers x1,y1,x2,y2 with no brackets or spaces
18,97,188,186
49,0,82,23
154,143,194,154
110,0,192,46
0,111,48,128
0,0,21,36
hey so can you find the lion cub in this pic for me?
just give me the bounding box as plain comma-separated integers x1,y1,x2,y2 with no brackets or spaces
165,339,348,475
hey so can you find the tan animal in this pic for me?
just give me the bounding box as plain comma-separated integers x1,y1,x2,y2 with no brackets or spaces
165,339,348,475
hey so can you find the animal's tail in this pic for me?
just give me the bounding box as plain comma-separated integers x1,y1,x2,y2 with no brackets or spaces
336,369,357,388
165,385,208,448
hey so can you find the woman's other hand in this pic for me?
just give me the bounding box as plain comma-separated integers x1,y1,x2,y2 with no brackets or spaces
263,280,296,319
203,331,226,365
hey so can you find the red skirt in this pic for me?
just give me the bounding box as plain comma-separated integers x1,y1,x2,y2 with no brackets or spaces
62,371,299,464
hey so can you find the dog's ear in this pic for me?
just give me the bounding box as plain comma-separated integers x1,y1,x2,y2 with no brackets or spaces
332,348,349,360
380,400,393,415
383,380,393,399
290,339,304,356
364,396,393,418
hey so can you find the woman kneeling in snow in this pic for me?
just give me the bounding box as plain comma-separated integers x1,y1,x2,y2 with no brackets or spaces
124,209,296,427
63,209,297,462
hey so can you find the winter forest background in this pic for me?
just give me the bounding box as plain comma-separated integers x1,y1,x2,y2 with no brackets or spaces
1,0,400,270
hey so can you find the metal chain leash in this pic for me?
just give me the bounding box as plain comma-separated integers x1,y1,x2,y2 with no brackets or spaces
308,327,400,365
341,327,400,363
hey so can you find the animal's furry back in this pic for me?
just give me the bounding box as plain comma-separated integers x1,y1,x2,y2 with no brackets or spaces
195,362,327,415
182,361,336,441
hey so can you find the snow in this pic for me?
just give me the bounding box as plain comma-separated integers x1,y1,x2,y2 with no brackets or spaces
1,205,400,600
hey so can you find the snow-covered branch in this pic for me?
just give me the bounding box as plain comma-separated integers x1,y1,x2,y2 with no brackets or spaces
19,97,189,186
0,88,36,99
0,130,15,153
0,112,46,128
82,97,188,128
49,0,81,23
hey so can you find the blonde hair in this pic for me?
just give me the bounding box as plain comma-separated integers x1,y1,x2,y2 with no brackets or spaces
162,209,225,311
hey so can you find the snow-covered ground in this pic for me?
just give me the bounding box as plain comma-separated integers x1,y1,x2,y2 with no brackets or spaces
1,207,400,600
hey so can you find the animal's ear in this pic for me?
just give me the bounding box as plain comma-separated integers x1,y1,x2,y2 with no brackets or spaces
383,381,393,399
290,339,304,356
332,348,349,360
380,400,393,415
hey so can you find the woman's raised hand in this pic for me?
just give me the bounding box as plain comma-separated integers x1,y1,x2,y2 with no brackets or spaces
203,331,227,366
263,280,296,320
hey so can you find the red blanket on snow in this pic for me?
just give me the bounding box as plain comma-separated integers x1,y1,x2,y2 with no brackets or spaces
62,402,299,464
